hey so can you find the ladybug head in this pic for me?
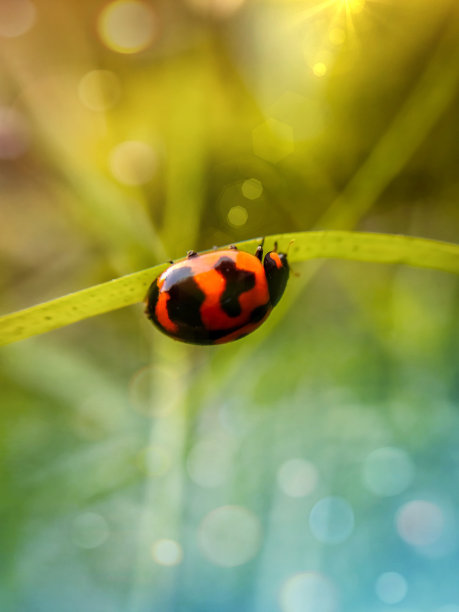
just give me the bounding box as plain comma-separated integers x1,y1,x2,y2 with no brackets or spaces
263,250,289,307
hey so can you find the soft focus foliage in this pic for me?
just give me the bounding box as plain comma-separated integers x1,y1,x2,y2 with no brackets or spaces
1,0,459,610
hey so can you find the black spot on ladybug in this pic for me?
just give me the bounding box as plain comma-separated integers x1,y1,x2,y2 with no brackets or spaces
145,281,160,322
215,257,255,318
249,303,270,323
167,276,205,329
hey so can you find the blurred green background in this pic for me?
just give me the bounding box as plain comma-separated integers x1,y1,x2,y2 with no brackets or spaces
1,0,459,610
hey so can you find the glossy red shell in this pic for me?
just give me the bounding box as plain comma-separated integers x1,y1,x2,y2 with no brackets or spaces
145,249,273,345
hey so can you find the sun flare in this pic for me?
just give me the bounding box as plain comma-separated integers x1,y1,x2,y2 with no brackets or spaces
342,0,366,13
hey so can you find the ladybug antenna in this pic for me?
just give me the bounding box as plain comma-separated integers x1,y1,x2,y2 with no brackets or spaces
285,239,298,276
286,239,295,256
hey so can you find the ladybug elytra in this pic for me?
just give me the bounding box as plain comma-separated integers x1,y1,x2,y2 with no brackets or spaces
145,243,289,345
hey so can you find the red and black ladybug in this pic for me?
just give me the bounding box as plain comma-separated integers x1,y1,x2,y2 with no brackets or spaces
145,242,289,345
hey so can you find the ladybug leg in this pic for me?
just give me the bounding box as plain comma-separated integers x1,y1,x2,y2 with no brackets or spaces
229,244,238,250
187,250,198,258
273,241,278,252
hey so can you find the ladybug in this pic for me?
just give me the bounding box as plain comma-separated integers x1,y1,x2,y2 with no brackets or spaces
145,242,289,345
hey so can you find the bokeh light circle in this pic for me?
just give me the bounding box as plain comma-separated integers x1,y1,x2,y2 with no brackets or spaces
280,572,337,612
312,62,327,77
151,538,183,566
309,496,354,544
363,447,414,497
241,178,263,200
396,500,445,547
71,512,109,549
312,62,328,77
277,458,318,498
198,505,261,567
98,0,157,54
0,107,30,159
0,0,36,38
375,572,407,604
78,70,121,112
227,205,248,227
109,140,157,186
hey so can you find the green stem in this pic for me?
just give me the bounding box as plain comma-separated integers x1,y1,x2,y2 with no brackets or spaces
1,231,458,347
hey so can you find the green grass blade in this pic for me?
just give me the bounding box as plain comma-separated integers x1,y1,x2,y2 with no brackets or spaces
0,265,168,348
285,231,459,273
1,231,458,347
